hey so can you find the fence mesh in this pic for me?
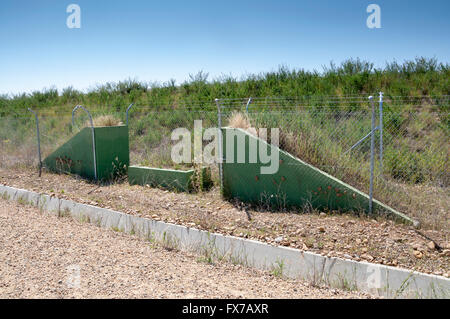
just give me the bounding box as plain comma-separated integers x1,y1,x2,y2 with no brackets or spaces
0,94,448,231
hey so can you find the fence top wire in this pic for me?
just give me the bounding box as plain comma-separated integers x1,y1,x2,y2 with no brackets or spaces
217,94,450,101
217,95,450,109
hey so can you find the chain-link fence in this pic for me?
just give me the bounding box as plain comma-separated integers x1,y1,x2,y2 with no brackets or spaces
0,94,448,231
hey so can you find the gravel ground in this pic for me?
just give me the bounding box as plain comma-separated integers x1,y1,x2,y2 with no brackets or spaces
1,168,448,276
0,198,373,299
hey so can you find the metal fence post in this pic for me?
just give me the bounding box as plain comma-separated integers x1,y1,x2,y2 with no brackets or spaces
27,108,42,177
72,105,97,180
245,97,252,114
379,92,384,175
369,96,376,214
215,98,224,192
126,103,134,126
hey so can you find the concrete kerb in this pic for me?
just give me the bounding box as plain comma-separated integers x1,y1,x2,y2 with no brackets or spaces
1,185,16,201
0,184,448,298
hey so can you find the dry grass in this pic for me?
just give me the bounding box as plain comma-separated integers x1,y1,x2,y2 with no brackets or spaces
228,111,250,129
89,115,123,127
227,111,257,135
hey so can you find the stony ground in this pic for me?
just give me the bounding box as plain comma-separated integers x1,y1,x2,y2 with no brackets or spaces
0,168,448,277
0,198,374,299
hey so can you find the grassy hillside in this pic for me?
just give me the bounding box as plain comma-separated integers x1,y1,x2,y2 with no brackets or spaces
0,57,449,115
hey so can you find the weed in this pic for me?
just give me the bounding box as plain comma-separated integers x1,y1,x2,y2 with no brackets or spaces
393,272,414,298
59,207,71,218
79,214,90,223
17,196,28,206
336,274,357,291
161,231,179,251
271,259,285,277
110,226,122,232
90,115,123,127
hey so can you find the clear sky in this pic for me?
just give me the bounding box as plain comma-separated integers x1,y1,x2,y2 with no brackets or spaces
0,0,449,95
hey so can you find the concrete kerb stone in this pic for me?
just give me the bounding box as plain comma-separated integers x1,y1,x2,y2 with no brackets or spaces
1,185,17,201
13,188,40,206
39,194,61,215
0,184,448,298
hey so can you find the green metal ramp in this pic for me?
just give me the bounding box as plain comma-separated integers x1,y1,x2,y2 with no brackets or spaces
222,127,412,224
44,126,129,181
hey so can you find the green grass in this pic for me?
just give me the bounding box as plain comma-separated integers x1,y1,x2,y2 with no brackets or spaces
0,57,448,115
271,259,285,278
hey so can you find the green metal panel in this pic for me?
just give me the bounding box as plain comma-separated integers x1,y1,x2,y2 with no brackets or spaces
44,127,96,179
44,126,129,181
128,166,195,192
94,126,129,180
222,128,412,223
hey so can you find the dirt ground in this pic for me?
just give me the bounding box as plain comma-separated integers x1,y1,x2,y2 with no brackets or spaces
0,167,448,277
0,198,374,299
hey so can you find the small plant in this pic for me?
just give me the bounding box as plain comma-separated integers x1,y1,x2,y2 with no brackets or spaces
146,231,156,244
336,274,356,292
271,259,285,277
197,255,214,264
17,196,28,206
110,226,122,232
393,272,414,298
197,233,223,265
110,157,128,182
304,237,315,249
79,214,90,223
161,231,179,251
59,207,71,218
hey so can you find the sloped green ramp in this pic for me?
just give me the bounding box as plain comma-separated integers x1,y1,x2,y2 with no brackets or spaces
222,127,412,224
44,126,129,180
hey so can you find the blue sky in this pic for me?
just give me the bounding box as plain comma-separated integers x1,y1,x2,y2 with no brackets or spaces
0,0,449,95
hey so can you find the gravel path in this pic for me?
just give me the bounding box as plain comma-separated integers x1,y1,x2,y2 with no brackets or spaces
0,198,372,299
